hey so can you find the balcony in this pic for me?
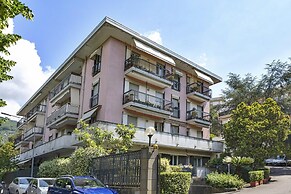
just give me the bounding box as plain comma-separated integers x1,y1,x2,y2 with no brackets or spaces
17,118,27,128
23,127,43,141
186,82,212,102
123,90,172,118
124,57,172,88
16,105,46,129
46,104,79,129
49,74,81,102
186,110,211,127
18,134,79,162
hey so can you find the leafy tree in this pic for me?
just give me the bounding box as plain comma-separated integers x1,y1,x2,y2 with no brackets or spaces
0,0,33,121
74,121,136,154
0,140,18,177
224,98,290,167
38,158,71,178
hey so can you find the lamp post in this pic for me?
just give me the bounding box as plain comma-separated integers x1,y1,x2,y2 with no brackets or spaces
145,127,156,147
223,156,232,174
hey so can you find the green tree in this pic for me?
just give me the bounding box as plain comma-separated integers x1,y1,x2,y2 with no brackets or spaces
224,98,290,167
0,0,33,119
0,141,18,177
74,121,136,154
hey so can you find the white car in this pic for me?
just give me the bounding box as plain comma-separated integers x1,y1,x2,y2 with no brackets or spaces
265,155,287,166
25,178,55,194
8,177,33,194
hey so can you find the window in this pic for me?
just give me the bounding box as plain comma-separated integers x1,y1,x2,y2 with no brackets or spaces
155,92,164,109
171,74,180,91
197,130,203,138
156,63,165,78
172,98,180,118
90,82,99,108
92,51,102,76
55,133,58,138
190,156,203,167
155,122,164,132
186,128,190,136
178,156,187,165
171,125,179,135
197,80,203,93
197,105,203,119
186,76,191,85
129,83,139,92
127,115,137,127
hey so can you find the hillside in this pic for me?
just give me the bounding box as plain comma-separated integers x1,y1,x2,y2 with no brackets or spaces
0,117,17,139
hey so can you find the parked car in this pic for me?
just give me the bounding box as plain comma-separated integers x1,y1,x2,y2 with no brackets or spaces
0,181,5,194
8,177,33,194
265,155,287,166
25,178,55,194
47,175,117,194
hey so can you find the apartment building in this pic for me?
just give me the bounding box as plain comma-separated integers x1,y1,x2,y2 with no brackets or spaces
15,17,223,167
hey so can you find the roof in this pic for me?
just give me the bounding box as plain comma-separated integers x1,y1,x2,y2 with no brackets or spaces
18,16,222,115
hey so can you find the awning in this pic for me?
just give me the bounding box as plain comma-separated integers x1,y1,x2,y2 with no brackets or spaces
79,106,100,122
194,70,214,84
133,39,175,65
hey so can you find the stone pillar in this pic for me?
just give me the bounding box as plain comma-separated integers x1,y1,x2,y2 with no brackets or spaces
140,147,159,194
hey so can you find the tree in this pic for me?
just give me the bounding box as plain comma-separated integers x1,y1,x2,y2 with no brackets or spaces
224,98,290,167
0,0,33,119
218,60,291,115
0,141,18,177
74,121,136,154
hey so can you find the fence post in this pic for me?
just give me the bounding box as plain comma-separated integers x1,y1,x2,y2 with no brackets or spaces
140,147,159,194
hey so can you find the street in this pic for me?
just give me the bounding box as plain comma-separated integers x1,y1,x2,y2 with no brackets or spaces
222,166,291,194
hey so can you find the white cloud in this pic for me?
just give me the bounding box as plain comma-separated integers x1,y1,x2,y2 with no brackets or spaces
0,20,54,118
144,30,163,45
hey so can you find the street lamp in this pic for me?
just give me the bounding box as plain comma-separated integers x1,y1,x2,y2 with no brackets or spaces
145,127,156,147
223,156,232,174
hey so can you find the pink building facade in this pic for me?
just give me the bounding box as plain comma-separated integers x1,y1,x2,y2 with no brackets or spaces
15,17,223,167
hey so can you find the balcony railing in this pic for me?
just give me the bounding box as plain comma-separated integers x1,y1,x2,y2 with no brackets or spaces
186,82,212,97
49,74,81,100
90,94,99,108
125,57,171,80
186,110,211,122
26,104,46,118
23,127,43,140
46,104,79,125
17,118,27,127
123,90,172,112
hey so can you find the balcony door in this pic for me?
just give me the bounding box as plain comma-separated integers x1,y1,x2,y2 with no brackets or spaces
129,83,139,101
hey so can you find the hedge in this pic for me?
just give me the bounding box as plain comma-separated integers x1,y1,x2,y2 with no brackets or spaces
38,158,71,177
206,172,245,189
160,172,191,194
248,170,264,182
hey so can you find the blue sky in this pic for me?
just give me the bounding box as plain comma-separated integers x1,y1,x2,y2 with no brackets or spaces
1,0,291,116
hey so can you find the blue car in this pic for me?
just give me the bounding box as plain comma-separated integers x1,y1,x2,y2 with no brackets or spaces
47,175,117,194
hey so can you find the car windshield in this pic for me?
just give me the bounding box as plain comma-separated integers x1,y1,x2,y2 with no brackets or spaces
39,179,55,187
73,178,105,188
19,178,32,184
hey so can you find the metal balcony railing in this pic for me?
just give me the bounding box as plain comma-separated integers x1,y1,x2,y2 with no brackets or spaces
23,127,43,140
26,104,46,118
186,82,212,97
125,57,171,80
46,104,79,125
186,109,211,122
49,74,81,100
17,117,27,127
123,90,172,112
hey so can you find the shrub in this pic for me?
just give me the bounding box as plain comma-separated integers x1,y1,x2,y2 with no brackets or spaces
70,147,102,176
248,170,264,182
160,172,191,194
38,158,71,177
263,168,270,179
206,172,245,189
170,165,182,172
206,158,223,168
160,158,171,172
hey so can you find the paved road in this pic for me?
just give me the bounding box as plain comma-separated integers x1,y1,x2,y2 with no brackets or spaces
222,166,291,194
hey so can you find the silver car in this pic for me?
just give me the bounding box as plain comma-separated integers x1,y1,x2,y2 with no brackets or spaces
8,177,33,194
25,178,55,194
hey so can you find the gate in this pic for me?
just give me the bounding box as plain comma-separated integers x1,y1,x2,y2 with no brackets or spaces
90,148,159,194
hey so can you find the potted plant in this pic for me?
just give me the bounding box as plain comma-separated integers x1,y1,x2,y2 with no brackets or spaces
263,168,270,184
249,171,259,187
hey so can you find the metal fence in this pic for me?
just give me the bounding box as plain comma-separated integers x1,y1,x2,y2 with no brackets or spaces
90,150,142,187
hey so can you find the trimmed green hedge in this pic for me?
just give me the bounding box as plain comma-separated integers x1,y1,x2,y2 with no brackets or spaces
263,168,270,179
248,170,264,182
38,158,71,177
206,172,245,189
160,172,191,194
